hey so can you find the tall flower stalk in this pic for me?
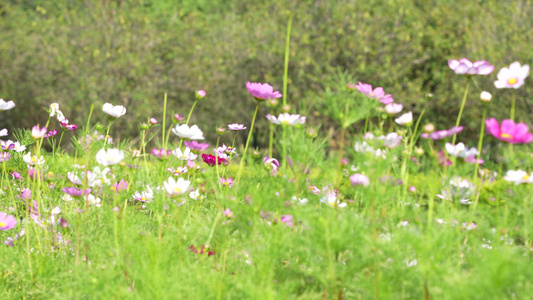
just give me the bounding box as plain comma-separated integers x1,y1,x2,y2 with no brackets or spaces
236,103,260,181
452,78,470,145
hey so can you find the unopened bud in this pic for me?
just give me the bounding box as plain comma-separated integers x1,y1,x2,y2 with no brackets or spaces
196,90,206,99
149,118,157,125
252,150,261,158
346,83,357,90
480,91,492,103
281,104,291,112
217,127,226,135
267,98,278,107
140,123,150,130
306,128,317,138
414,147,424,156
423,123,435,133
173,113,184,123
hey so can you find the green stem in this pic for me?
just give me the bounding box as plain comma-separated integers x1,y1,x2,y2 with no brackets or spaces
177,99,199,149
215,136,221,187
336,126,346,183
473,105,487,183
104,118,114,148
56,131,65,156
162,93,168,148
511,90,516,121
237,103,260,182
280,12,293,169
269,109,274,158
452,78,470,145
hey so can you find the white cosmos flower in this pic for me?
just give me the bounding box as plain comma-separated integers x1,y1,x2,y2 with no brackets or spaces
0,128,7,137
445,142,478,158
385,103,403,115
494,62,529,89
163,177,191,197
133,186,155,203
380,132,402,148
172,147,197,160
23,152,45,166
504,170,533,185
0,99,15,110
395,111,413,125
189,189,206,200
49,103,60,117
102,103,127,118
87,194,102,207
172,124,204,140
266,113,306,125
95,148,125,166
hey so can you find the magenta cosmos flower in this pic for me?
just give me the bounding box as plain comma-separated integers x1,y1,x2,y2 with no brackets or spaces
448,58,494,75
421,126,463,140
201,154,226,166
0,212,17,230
246,82,282,101
485,118,533,144
355,82,394,104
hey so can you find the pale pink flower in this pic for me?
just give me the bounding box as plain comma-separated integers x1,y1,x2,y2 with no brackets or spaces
246,82,282,101
448,58,494,75
494,62,529,89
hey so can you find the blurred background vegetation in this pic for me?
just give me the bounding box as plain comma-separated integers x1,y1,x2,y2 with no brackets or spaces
0,0,532,148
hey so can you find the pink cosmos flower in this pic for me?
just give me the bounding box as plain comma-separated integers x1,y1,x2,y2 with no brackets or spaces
494,62,529,89
0,152,10,162
111,179,128,193
224,208,234,218
151,148,172,159
60,119,78,131
183,141,209,152
31,125,47,139
385,103,403,115
263,156,280,175
0,212,17,230
438,151,452,166
355,82,394,104
280,215,293,228
246,82,282,101
227,123,247,131
44,129,58,139
62,187,92,197
201,154,226,166
485,118,533,144
464,156,484,164
420,126,463,140
220,177,234,187
349,174,370,187
448,58,494,75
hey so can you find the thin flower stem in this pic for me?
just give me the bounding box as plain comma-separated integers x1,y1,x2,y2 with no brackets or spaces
511,90,516,121
473,105,487,184
104,118,114,148
162,93,168,148
363,115,370,134
237,103,260,182
56,131,65,156
452,79,470,145
215,136,221,187
336,126,346,184
269,108,274,158
177,99,199,150
282,125,287,168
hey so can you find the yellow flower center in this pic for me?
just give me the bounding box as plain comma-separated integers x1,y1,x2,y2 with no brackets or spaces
522,175,530,181
173,188,182,194
141,197,146,201
31,157,36,163
223,182,229,186
0,222,5,227
500,133,513,139
507,78,518,85
281,120,290,125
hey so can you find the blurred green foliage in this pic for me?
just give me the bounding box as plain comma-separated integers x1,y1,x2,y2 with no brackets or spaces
0,0,532,146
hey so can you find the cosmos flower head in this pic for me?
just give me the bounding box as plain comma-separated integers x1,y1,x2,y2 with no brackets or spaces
201,154,226,166
183,141,209,152
503,170,533,185
485,118,533,144
172,147,198,161
102,103,127,118
266,113,306,126
163,177,191,197
448,58,494,75
0,99,15,110
494,62,529,89
0,212,17,231
355,82,394,104
172,124,205,140
246,82,282,101
96,148,125,166
421,126,464,140
227,123,247,131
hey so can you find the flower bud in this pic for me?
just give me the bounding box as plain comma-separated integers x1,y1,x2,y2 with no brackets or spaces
480,91,492,103
426,93,433,99
281,104,291,112
252,150,261,158
196,90,206,99
423,123,435,133
414,147,424,156
217,127,226,135
149,118,157,125
173,113,184,123
409,186,416,193
346,83,357,90
266,98,278,108
140,123,150,130
306,128,317,138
